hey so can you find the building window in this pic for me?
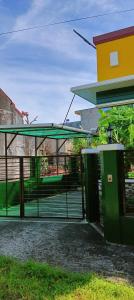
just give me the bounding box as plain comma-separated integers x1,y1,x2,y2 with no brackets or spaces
110,51,119,66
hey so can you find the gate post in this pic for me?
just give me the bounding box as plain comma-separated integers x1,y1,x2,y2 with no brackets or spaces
82,149,100,223
30,157,41,181
35,157,41,181
69,156,78,175
98,144,124,243
30,157,35,179
20,157,24,218
69,156,79,185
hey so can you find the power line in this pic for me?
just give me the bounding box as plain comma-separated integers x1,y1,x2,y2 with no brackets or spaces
0,8,134,37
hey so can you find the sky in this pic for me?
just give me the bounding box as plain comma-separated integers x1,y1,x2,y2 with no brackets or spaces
0,0,134,123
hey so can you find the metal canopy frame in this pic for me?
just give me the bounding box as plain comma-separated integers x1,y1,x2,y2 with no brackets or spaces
57,139,68,153
0,123,92,157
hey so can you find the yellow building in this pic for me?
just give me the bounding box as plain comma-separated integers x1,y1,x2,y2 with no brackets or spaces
93,26,134,81
71,26,134,108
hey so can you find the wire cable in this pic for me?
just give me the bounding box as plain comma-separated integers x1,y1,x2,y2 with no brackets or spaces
0,8,134,37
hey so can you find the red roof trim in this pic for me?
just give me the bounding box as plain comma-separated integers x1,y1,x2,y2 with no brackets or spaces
0,88,23,117
93,26,134,45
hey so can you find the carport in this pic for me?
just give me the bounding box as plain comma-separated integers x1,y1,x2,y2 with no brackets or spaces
0,123,91,219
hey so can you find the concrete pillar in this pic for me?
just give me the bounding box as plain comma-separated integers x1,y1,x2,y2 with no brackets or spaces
82,148,100,223
98,144,124,243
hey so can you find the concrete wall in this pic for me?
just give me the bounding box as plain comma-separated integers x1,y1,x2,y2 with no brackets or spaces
0,89,25,156
75,107,100,131
28,138,66,156
0,89,82,156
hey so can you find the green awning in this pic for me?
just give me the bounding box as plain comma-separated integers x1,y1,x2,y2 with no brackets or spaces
0,123,91,139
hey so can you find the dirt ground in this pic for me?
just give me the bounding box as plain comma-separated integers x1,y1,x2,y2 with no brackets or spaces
0,220,134,283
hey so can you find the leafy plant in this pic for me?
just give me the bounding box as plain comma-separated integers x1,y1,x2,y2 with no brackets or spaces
72,138,90,154
92,106,134,148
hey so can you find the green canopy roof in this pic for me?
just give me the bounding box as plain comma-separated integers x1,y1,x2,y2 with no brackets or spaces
0,123,91,139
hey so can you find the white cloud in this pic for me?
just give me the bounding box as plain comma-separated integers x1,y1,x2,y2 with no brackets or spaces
0,64,96,123
0,0,134,125
5,0,120,60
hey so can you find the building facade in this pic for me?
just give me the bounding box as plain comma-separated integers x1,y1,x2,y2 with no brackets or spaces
75,107,99,131
94,26,134,81
0,89,26,156
71,26,134,108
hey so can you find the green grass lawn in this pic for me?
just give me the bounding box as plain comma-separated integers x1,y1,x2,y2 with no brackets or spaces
0,256,134,300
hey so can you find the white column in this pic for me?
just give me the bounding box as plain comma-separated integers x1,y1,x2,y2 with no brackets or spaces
97,144,124,151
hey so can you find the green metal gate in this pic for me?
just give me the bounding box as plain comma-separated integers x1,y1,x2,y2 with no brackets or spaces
82,150,104,228
0,155,85,219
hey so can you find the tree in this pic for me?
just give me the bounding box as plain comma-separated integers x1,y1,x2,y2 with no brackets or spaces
92,106,134,149
22,111,38,124
72,138,90,154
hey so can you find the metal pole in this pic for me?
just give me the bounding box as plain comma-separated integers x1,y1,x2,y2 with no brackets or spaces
5,133,8,216
36,137,47,152
56,140,59,175
7,134,18,150
5,133,7,157
35,137,37,156
20,157,24,218
57,139,67,153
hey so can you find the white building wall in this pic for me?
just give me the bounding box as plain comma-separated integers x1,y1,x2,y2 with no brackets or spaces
75,107,100,131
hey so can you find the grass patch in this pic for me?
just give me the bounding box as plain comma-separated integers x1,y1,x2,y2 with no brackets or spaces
0,256,133,299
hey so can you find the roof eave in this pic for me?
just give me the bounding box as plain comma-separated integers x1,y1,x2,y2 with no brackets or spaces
71,75,134,106
93,26,134,45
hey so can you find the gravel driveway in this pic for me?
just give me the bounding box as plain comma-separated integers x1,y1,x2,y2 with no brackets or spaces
0,220,134,282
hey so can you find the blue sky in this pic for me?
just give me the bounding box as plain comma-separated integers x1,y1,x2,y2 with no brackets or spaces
0,0,134,123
